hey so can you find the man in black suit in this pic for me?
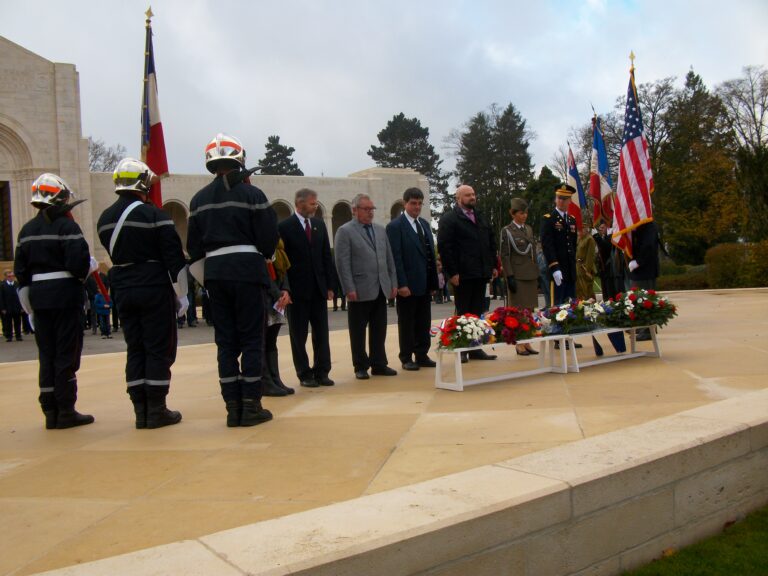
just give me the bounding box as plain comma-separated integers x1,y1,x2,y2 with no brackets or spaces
1,270,24,342
278,188,335,388
386,188,439,371
437,184,498,361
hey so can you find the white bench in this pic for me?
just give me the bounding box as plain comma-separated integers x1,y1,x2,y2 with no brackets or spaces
434,326,660,391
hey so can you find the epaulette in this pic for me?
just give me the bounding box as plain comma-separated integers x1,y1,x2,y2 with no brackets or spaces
543,213,551,218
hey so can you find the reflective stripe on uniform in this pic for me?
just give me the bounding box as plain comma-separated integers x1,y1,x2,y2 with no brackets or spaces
206,245,260,258
219,376,239,383
145,379,171,386
18,233,84,245
112,259,161,268
190,200,271,217
241,376,262,383
126,379,145,388
98,220,175,234
32,271,74,281
39,387,55,393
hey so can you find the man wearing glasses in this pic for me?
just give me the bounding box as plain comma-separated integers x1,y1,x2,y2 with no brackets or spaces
334,194,398,380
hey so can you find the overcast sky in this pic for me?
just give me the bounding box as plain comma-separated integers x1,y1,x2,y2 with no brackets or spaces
2,0,767,179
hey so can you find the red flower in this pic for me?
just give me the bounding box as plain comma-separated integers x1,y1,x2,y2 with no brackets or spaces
643,300,653,309
522,323,530,331
647,289,657,296
629,311,636,320
629,293,638,302
615,292,623,300
441,334,451,346
504,316,519,329
659,300,666,308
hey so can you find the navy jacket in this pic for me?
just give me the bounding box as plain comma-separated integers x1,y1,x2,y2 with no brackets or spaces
278,214,334,300
386,213,438,297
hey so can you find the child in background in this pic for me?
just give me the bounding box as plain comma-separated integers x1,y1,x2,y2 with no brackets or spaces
93,292,112,339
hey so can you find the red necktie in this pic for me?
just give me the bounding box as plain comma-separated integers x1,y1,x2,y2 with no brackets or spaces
304,219,312,243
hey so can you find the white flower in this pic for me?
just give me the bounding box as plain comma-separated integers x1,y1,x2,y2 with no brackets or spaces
556,310,569,322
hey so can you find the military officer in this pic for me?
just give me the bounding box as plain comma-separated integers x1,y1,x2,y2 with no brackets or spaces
540,184,578,306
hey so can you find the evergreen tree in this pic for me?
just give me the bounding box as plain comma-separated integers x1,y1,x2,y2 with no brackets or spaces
367,113,450,218
656,70,742,264
258,135,304,176
524,165,561,234
453,103,534,237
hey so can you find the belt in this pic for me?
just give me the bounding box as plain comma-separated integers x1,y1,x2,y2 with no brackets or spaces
206,245,261,257
112,259,161,268
32,271,74,281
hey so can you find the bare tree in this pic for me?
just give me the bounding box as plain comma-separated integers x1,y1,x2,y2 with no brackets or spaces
88,137,126,172
716,66,768,153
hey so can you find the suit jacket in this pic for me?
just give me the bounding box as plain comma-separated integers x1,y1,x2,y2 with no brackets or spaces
500,223,539,281
540,208,577,284
437,205,497,280
630,221,660,282
334,220,397,302
386,214,439,297
278,214,334,301
1,281,23,314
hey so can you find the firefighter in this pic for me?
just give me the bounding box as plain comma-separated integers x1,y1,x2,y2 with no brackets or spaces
97,158,186,429
187,134,278,427
14,173,95,429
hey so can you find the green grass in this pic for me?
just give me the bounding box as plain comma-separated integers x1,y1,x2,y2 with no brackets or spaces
623,505,768,575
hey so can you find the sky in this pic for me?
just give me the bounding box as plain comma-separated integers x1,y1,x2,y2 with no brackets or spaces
2,0,767,179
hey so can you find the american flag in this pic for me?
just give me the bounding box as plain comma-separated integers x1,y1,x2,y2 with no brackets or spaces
141,10,168,209
589,116,614,225
566,145,587,230
611,65,654,257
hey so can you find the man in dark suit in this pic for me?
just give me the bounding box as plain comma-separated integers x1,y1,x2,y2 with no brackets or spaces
278,188,335,388
334,193,398,380
1,270,24,342
629,220,661,341
386,188,439,371
437,184,498,361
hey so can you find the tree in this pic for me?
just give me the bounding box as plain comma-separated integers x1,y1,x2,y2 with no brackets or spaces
258,135,304,176
656,70,743,264
88,137,126,172
717,66,768,240
367,113,450,218
451,103,535,237
524,165,561,235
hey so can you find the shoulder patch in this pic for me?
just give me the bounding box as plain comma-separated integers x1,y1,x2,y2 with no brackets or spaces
543,214,551,218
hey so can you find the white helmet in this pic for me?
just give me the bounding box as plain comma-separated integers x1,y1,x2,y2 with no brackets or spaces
30,173,74,208
205,133,245,174
113,158,155,195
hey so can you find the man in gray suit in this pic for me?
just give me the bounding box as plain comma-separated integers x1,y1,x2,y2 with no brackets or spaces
334,194,398,380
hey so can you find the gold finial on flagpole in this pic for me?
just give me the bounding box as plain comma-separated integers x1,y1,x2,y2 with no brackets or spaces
629,50,636,72
145,6,154,23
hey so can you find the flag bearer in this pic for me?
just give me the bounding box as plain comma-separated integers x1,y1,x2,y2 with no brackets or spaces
97,158,187,429
187,134,278,427
14,174,95,429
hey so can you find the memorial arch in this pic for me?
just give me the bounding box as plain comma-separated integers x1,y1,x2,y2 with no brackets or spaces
162,200,189,249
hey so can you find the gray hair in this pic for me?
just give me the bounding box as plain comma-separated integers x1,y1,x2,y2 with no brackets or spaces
351,193,371,208
294,188,317,204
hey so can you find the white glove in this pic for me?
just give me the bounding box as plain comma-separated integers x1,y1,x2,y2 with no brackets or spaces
590,228,598,236
553,270,563,286
172,265,189,298
606,228,614,235
628,260,639,272
89,257,99,274
176,295,189,319
17,286,34,330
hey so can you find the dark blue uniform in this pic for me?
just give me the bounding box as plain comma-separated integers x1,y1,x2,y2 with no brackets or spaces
540,209,577,305
14,211,91,425
187,174,278,419
98,194,186,427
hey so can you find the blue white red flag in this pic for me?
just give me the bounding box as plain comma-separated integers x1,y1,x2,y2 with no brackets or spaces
611,64,654,257
589,117,614,225
566,145,586,230
141,14,168,208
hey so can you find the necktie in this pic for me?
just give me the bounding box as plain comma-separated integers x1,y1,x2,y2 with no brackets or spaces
415,219,425,243
364,224,375,247
304,218,311,243
466,210,476,224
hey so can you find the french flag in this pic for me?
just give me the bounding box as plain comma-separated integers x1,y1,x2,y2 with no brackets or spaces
566,145,587,231
589,116,614,226
141,12,168,209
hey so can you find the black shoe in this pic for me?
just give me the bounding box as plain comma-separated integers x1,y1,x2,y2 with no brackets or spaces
300,378,320,388
146,404,182,429
593,337,604,357
460,352,468,364
316,375,335,386
43,410,58,430
402,361,420,371
355,370,370,380
574,342,583,349
416,356,437,368
225,400,241,427
371,366,398,376
468,350,497,360
262,377,290,397
56,410,95,429
636,332,652,341
16,337,22,341
240,399,272,427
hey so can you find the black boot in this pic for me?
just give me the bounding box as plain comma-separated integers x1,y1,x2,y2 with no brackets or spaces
240,398,273,427
592,337,604,357
261,371,289,397
146,396,182,429
267,350,294,395
43,410,58,430
56,410,95,429
127,387,147,429
225,400,242,427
